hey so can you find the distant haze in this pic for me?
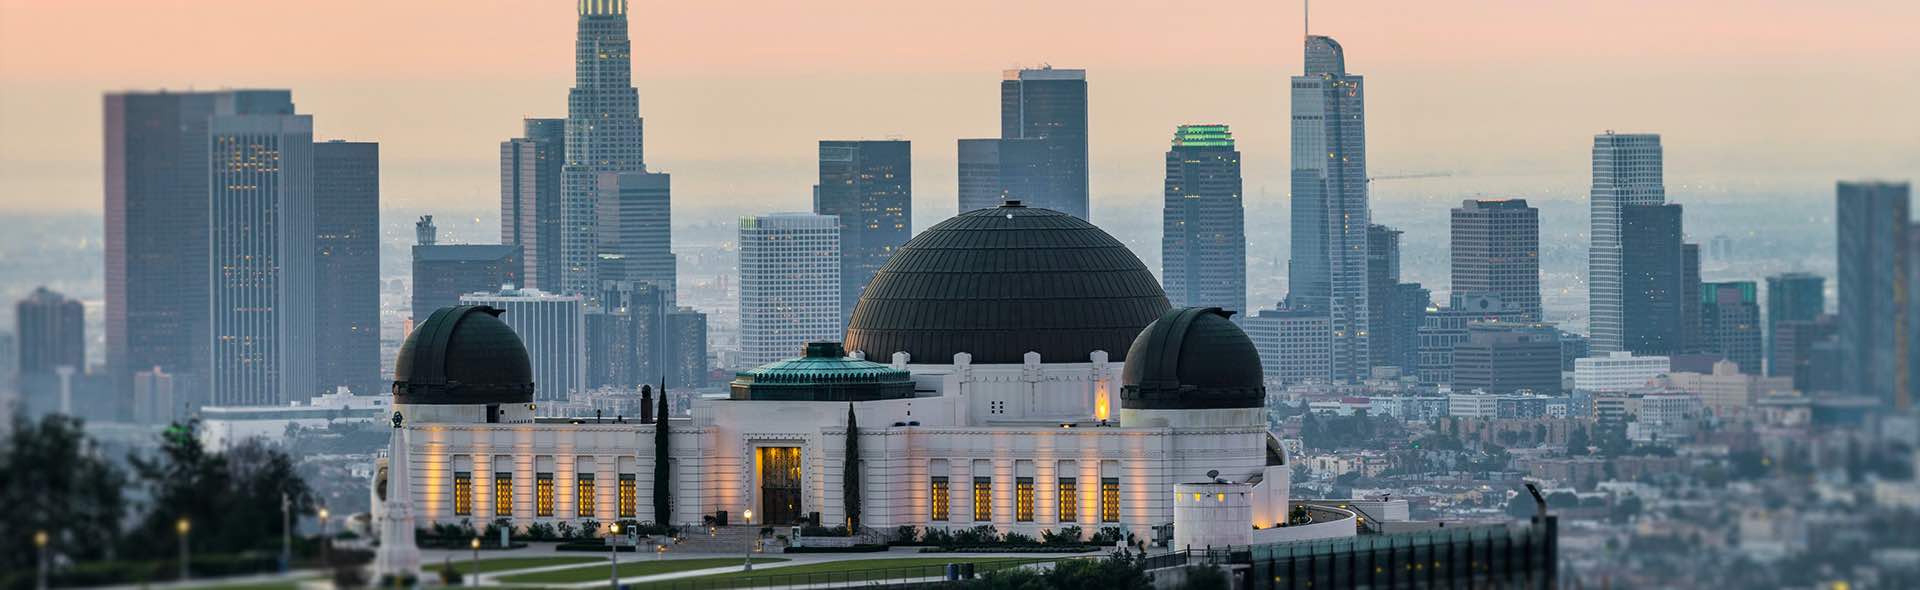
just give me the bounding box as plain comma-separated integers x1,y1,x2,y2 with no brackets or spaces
2,0,1915,221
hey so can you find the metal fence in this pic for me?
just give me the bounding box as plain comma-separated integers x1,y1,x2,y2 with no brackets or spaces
658,558,1055,590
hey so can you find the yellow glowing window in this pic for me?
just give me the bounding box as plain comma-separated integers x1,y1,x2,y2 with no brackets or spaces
536,473,555,516
618,474,637,518
973,477,993,522
930,477,950,521
1101,478,1120,523
453,472,472,516
494,473,513,516
576,474,595,517
1015,477,1034,522
1058,478,1078,522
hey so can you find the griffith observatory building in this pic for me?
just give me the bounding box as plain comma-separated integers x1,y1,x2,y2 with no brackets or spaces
376,203,1357,553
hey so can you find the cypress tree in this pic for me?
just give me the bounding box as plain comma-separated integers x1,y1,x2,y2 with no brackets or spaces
653,378,671,524
844,403,861,531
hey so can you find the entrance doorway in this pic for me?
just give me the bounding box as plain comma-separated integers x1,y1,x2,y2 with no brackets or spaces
756,446,802,525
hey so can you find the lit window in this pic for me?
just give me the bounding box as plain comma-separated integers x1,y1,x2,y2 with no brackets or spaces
536,473,555,516
931,477,950,521
1015,477,1034,522
453,472,472,516
619,474,637,518
1101,478,1120,523
1058,478,1078,522
974,477,993,522
577,474,595,517
494,473,513,516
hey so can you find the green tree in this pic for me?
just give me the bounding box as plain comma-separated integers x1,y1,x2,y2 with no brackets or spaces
653,382,671,524
0,413,126,570
1566,427,1590,456
844,403,861,530
126,422,313,559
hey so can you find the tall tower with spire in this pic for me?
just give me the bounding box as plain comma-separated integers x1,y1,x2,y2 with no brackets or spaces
1286,33,1370,382
561,0,647,296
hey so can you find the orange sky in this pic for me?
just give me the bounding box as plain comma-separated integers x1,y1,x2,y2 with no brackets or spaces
1,0,1915,218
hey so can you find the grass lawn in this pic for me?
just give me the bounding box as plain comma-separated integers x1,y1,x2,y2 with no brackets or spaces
427,555,607,575
176,578,315,590
496,557,789,584
628,556,1050,590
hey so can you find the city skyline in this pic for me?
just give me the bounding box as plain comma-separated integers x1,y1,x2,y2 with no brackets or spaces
2,1,1914,215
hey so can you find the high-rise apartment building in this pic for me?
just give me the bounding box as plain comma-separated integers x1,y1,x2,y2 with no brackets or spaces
1416,294,1530,387
1451,199,1541,321
1244,308,1333,386
1836,180,1913,408
956,68,1088,218
737,213,841,368
1589,132,1666,353
313,140,381,395
502,118,565,290
1619,204,1686,356
1765,272,1825,377
207,105,317,406
595,172,675,301
460,288,587,401
1700,281,1763,375
561,0,647,295
816,140,912,325
1288,35,1370,382
1161,125,1245,315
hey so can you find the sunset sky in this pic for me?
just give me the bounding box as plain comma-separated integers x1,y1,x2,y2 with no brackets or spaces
1,0,1915,220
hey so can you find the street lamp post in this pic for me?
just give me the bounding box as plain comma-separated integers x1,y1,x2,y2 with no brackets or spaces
280,493,291,573
607,523,622,590
470,537,481,587
33,530,48,590
742,509,754,572
318,507,331,570
176,517,191,582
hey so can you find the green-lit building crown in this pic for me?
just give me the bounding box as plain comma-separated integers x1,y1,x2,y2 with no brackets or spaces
1173,124,1234,148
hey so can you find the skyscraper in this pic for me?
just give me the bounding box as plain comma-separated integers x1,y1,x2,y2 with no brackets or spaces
956,68,1088,218
737,213,841,368
1161,124,1245,314
1451,322,1562,395
1589,132,1666,353
503,118,565,290
313,140,381,395
1288,35,1369,381
460,288,587,402
412,216,521,323
1700,281,1763,375
595,171,675,301
104,90,284,414
1836,180,1913,408
1766,273,1824,376
207,103,316,406
561,0,646,296
1365,224,1401,372
1619,203,1686,356
816,140,912,325
15,287,84,382
1451,199,1541,321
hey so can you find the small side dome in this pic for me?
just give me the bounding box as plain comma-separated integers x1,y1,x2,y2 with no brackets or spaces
392,305,535,405
1120,307,1265,410
730,341,915,402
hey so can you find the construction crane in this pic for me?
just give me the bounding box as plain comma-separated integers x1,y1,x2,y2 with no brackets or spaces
1367,172,1453,183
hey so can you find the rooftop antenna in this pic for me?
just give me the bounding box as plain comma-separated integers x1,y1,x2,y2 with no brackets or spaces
1304,0,1310,41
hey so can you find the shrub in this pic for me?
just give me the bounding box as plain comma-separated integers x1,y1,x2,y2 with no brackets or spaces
1001,531,1039,546
893,525,920,544
953,525,1000,545
799,524,852,537
524,522,558,541
1089,527,1125,545
1042,526,1085,545
921,528,955,546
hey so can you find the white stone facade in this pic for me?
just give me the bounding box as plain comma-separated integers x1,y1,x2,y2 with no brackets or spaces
391,349,1326,542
